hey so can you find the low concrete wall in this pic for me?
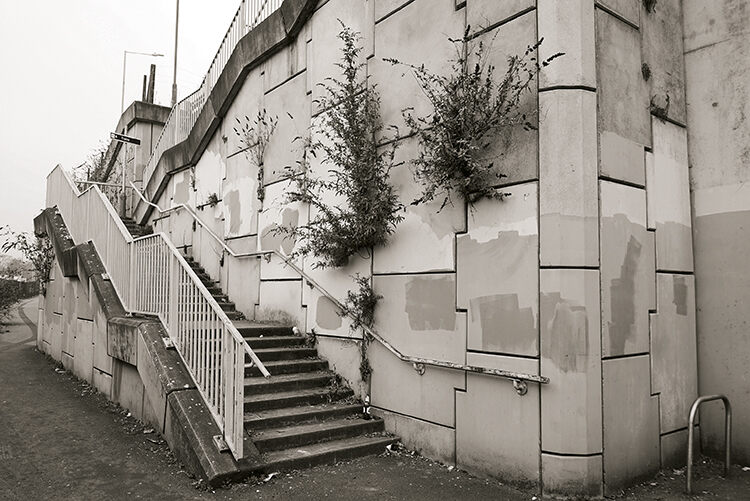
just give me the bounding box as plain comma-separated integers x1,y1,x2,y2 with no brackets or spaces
34,207,260,485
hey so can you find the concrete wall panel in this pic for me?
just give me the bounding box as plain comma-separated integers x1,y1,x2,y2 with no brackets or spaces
457,183,538,356
456,372,540,485
597,0,640,27
467,0,534,33
602,355,660,493
596,9,650,183
539,89,598,266
258,180,305,280
73,319,94,382
262,80,310,186
223,152,260,238
542,453,603,498
648,118,693,272
540,269,602,454
369,341,464,427
600,181,651,357
373,274,466,364
375,408,456,465
538,0,596,88
257,279,305,328
372,137,464,274
651,273,697,434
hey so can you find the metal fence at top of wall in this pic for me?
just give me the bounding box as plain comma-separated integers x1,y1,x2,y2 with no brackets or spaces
46,164,268,459
141,0,282,191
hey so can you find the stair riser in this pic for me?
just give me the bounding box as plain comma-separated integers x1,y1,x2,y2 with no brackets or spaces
245,407,362,430
245,375,332,393
246,337,306,349
244,389,352,412
245,360,328,377
262,438,398,472
253,348,318,362
254,420,384,453
239,326,296,338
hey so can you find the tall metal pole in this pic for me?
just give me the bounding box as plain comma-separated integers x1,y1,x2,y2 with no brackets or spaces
121,51,127,112
171,0,180,107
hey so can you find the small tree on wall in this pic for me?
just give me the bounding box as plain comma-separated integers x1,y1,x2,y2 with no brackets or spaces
277,23,403,269
386,28,563,210
1,227,54,296
234,109,278,203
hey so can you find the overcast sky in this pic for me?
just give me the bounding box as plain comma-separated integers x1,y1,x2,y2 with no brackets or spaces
0,0,240,238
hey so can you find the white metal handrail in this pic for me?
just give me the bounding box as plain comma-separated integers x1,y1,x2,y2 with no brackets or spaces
46,165,269,459
130,182,549,392
140,0,282,193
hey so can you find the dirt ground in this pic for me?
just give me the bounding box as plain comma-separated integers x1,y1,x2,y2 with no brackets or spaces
2,297,749,500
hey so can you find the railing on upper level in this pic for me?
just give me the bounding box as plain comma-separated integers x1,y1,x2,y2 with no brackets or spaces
130,182,549,395
141,0,283,192
46,165,269,459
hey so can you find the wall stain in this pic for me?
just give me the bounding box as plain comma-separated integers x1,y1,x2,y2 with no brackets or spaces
541,293,589,373
260,208,299,254
672,275,688,315
225,189,241,234
316,295,342,330
404,276,456,331
173,174,190,205
609,235,641,355
470,294,536,353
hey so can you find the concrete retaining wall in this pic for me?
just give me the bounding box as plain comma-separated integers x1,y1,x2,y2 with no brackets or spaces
684,0,750,465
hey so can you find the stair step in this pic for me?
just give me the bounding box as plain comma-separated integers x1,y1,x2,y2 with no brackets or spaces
216,301,236,312
244,371,333,393
253,346,318,361
245,403,363,429
260,435,397,471
234,321,295,338
245,335,305,349
244,386,352,412
225,310,244,321
252,418,384,452
245,358,329,377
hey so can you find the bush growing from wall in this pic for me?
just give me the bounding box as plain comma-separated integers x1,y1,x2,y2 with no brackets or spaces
234,109,278,203
387,29,563,210
277,24,403,269
1,227,54,296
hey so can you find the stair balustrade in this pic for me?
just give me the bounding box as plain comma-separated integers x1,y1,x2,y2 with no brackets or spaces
45,164,269,459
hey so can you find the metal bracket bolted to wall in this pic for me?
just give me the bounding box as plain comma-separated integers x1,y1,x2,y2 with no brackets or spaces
512,379,528,396
213,434,229,453
412,362,426,375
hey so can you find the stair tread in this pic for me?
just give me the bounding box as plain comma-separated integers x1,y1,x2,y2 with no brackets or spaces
260,435,397,466
252,417,379,441
244,386,346,403
245,371,331,386
245,402,361,422
245,358,325,367
254,346,316,353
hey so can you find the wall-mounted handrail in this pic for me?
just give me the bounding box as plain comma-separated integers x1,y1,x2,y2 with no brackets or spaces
131,182,549,394
687,394,732,494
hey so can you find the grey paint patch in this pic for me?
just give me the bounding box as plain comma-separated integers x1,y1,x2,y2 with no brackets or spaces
225,190,241,234
672,275,688,316
608,235,641,355
541,293,589,373
173,175,190,205
470,294,536,353
404,276,456,331
260,208,299,254
316,295,342,330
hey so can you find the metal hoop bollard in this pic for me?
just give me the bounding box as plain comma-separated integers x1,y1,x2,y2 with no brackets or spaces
686,394,732,494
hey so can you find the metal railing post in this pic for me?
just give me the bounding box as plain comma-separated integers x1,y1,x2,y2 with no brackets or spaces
687,394,732,494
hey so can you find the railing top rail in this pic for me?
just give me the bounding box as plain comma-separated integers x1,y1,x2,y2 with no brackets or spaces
54,165,133,243
130,183,547,388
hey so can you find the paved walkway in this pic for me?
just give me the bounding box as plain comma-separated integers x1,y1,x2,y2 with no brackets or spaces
1,297,749,500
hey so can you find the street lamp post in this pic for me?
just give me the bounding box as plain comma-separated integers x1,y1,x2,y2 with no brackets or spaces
171,0,180,107
120,50,164,112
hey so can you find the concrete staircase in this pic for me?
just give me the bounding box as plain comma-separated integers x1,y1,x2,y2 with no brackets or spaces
120,217,152,239
183,256,398,471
